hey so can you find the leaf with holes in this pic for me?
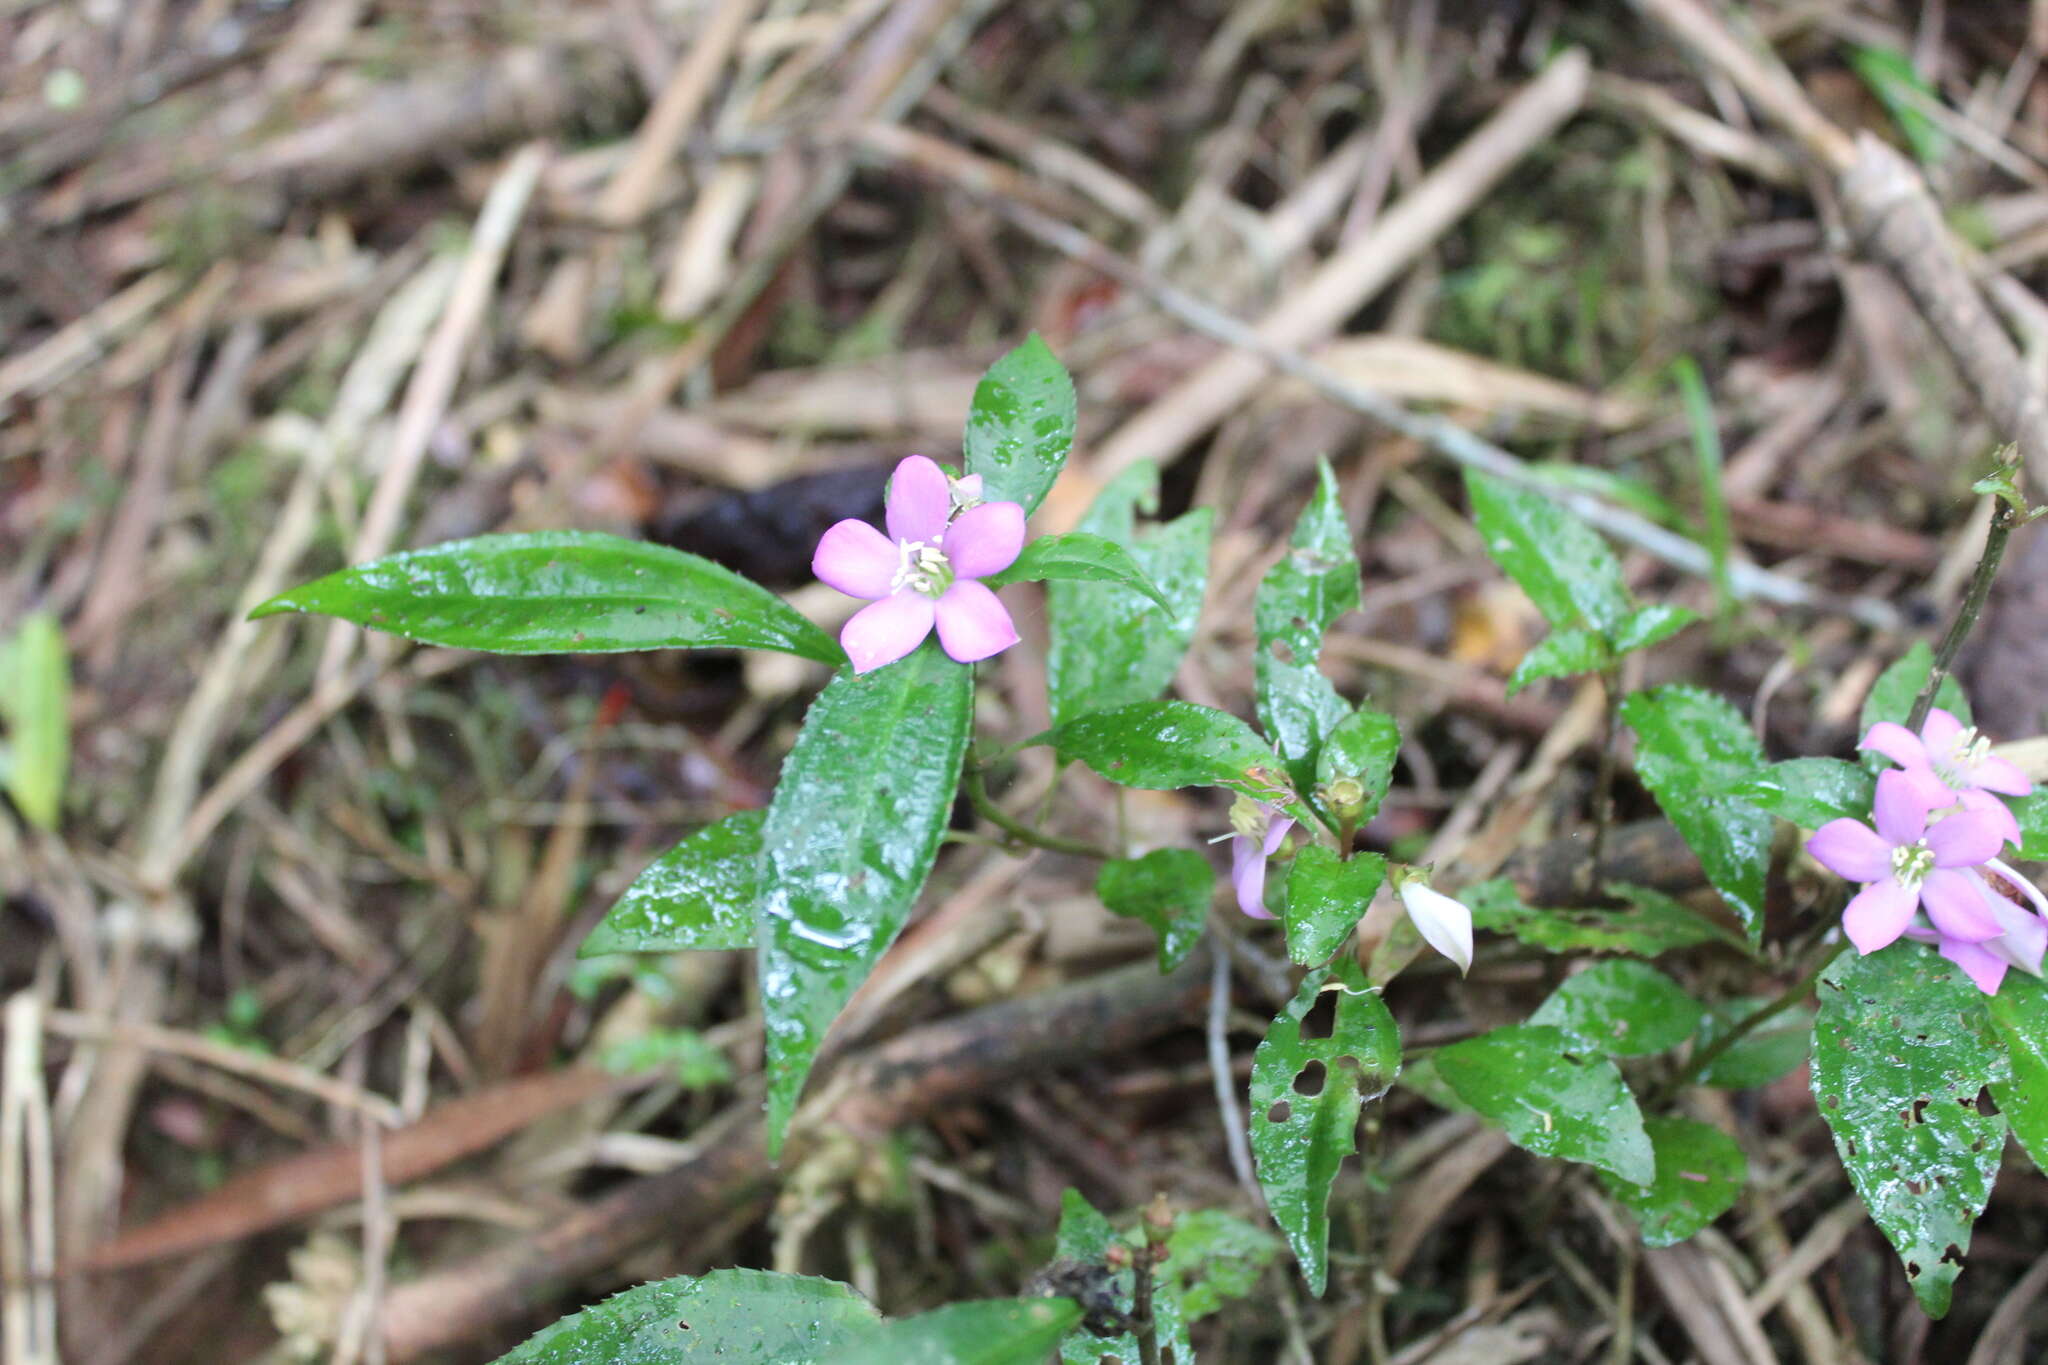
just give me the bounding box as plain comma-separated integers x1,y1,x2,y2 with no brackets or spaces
1860,641,1970,738
1530,960,1705,1057
1097,850,1212,973
252,531,843,663
1053,1188,1191,1365
1812,946,2009,1317
1051,701,1298,814
1507,628,1609,693
985,532,1170,609
1735,757,1876,829
1620,685,1772,942
1254,458,1360,794
1046,462,1213,728
1313,706,1400,826
1599,1117,1747,1247
1434,1024,1655,1183
1465,469,1630,634
1461,879,1741,958
1987,973,2048,1172
1282,846,1386,967
488,1268,880,1363
1250,958,1401,1295
581,811,762,956
1695,997,1816,1090
961,333,1076,516
839,1299,1083,1365
757,647,973,1155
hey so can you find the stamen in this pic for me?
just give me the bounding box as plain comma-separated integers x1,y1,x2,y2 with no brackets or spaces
1891,841,1935,890
889,539,953,598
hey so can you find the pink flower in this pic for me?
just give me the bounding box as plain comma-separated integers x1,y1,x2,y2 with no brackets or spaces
1901,858,2048,995
1808,769,2011,958
812,456,1025,674
1227,798,1294,920
1861,707,2031,847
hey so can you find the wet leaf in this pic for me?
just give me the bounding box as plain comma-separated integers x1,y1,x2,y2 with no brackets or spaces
1812,946,2008,1317
1465,469,1630,634
1986,973,2048,1171
2012,791,2048,860
1530,960,1704,1057
1435,1024,1656,1183
1052,701,1297,811
1608,603,1699,656
986,532,1170,610
1599,1116,1747,1247
1255,459,1360,793
1734,757,1875,829
1462,879,1740,957
1282,846,1386,966
1054,1189,1191,1365
488,1268,879,1363
1695,997,1815,1090
1507,628,1608,693
962,333,1076,516
1047,463,1212,728
839,1299,1083,1365
581,811,762,956
1250,959,1401,1294
1097,850,1213,973
1860,642,1970,738
1621,685,1772,942
1313,706,1400,824
252,531,842,663
757,648,973,1153
1166,1210,1279,1321
0,611,70,830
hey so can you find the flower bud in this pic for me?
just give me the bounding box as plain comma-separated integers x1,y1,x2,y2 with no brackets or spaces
1319,776,1368,822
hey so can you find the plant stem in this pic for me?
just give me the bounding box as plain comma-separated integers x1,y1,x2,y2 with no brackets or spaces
963,765,1113,861
1607,1236,1637,1365
1665,945,1839,1094
1133,1195,1173,1365
1589,668,1622,887
1907,474,2022,732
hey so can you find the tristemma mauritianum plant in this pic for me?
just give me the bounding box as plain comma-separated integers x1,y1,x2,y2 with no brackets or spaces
253,338,2048,1360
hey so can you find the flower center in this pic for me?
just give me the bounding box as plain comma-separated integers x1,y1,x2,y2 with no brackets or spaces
1227,794,1266,840
1891,841,1935,890
891,539,954,598
1934,727,1992,787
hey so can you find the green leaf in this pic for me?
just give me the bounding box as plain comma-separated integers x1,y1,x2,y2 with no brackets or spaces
1860,641,1970,738
1434,1024,1656,1183
1620,685,1772,942
1609,603,1699,656
1466,469,1631,634
252,531,842,663
986,532,1170,610
1250,959,1401,1295
0,612,70,830
1599,1116,1747,1248
1165,1209,1280,1321
962,333,1076,516
1733,757,1875,829
1097,850,1213,973
1313,706,1400,824
839,1300,1083,1365
1254,459,1360,793
1849,45,1949,165
1047,463,1212,728
1812,946,2008,1317
1052,700,1296,810
581,812,762,956
1987,973,2048,1171
1282,847,1387,966
1462,879,1740,957
1529,961,1705,1057
597,1027,733,1088
1507,628,1609,694
1054,1189,1191,1365
757,648,973,1154
487,1268,880,1363
2012,791,2048,860
1694,997,1815,1090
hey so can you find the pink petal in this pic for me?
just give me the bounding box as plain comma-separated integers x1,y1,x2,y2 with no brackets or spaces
1984,857,2048,917
1807,819,1891,883
839,592,935,674
1926,806,2008,867
942,501,1026,579
1231,835,1274,919
933,580,1019,663
1262,814,1296,858
812,518,899,600
1957,789,2022,851
885,455,952,545
1842,879,1916,954
1920,707,1967,750
1861,721,1930,771
1893,762,1958,811
1938,937,2009,995
1920,868,2002,942
1972,755,2034,797
1986,901,2048,977
1872,769,1935,847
